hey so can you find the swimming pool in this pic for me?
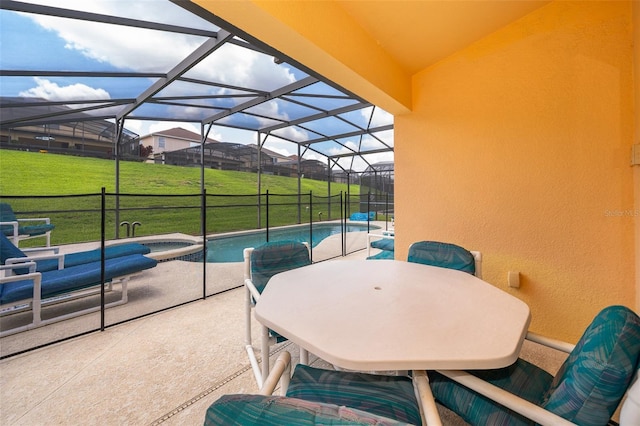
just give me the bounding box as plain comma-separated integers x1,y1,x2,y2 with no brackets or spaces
206,222,377,263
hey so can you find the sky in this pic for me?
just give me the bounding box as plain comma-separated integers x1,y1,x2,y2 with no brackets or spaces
0,0,394,171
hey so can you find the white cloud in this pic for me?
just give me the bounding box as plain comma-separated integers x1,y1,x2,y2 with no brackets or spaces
19,77,110,101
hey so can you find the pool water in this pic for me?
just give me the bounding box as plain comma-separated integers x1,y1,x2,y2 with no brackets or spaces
206,223,377,263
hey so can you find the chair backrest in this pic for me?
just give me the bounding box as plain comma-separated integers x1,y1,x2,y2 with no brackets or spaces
407,241,476,275
0,203,18,235
0,203,17,222
250,240,311,293
542,305,640,426
0,233,27,264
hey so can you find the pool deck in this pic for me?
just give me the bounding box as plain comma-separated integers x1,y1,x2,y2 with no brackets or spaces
0,229,568,425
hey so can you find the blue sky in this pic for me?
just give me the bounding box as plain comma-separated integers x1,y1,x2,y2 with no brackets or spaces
0,0,393,170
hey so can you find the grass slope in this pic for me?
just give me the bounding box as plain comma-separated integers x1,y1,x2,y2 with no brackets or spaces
0,150,352,196
0,150,360,244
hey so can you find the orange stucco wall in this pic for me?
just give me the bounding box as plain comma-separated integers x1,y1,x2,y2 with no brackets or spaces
396,1,635,341
634,0,640,310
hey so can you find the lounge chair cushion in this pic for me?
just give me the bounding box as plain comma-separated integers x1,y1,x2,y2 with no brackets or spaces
2,223,55,237
407,241,475,275
430,358,554,425
367,250,395,260
35,243,151,272
370,238,394,251
0,203,55,237
1,233,151,273
286,364,421,425
349,212,375,221
0,254,158,305
250,241,310,292
204,394,410,425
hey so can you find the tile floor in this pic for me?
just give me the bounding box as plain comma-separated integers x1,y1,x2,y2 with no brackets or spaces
0,244,568,425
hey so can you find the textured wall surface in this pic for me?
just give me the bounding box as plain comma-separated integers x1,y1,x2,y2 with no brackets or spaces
396,1,635,341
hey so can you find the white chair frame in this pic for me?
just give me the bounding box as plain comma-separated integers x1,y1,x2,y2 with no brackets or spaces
243,243,310,388
1,216,53,247
0,262,136,337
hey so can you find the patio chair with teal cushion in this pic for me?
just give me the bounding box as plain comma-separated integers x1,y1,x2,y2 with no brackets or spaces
0,253,158,336
243,240,311,387
0,203,55,247
407,240,482,278
0,233,150,273
204,351,433,425
429,305,640,426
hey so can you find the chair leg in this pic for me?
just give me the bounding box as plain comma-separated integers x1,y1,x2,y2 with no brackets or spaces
245,287,252,346
261,324,270,381
246,345,263,389
300,347,309,365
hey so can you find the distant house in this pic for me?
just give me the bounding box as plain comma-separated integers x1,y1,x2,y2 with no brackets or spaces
0,97,140,159
139,127,217,162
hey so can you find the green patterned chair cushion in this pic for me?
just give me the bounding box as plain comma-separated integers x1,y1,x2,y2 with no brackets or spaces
430,358,554,425
250,240,311,293
407,241,475,275
430,305,640,426
542,305,640,425
286,364,421,425
204,394,411,425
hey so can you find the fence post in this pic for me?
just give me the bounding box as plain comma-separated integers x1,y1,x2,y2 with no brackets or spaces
265,190,269,242
202,189,207,300
309,191,313,262
100,187,106,332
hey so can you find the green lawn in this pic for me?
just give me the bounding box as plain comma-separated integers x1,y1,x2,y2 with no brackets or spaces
0,150,363,245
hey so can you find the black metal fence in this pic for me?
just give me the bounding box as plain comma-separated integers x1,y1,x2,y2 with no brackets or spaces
0,191,393,358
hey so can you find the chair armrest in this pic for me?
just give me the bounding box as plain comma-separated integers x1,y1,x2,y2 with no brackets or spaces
245,278,262,302
525,331,575,354
7,253,65,270
21,246,60,255
0,262,37,277
0,221,19,236
16,217,51,224
436,370,576,426
259,351,292,396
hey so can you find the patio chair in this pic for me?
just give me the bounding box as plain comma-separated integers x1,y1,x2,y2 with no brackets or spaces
0,253,158,337
0,233,150,273
243,240,311,388
0,202,55,247
429,305,640,426
204,351,434,425
407,240,482,278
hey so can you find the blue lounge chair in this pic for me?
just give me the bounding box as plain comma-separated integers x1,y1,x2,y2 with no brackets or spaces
0,203,55,247
0,233,151,272
366,233,395,259
0,252,158,336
